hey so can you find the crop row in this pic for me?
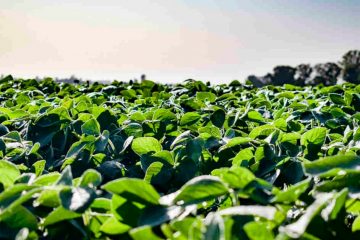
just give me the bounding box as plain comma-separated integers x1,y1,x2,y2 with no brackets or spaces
1,76,360,239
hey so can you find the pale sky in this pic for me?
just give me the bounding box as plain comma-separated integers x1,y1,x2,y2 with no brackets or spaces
0,0,359,83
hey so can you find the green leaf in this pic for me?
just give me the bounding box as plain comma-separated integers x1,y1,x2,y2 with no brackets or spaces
232,148,254,167
180,112,201,126
90,198,111,211
131,137,162,155
32,173,61,186
130,226,163,240
186,138,203,162
300,127,327,146
78,169,102,188
81,118,101,136
0,184,35,207
303,155,360,176
196,92,216,103
99,216,131,235
199,126,222,139
211,166,255,189
173,176,228,205
211,109,226,128
31,160,46,177
352,215,360,232
102,178,160,205
220,137,252,151
249,125,276,139
247,110,264,122
0,206,38,230
144,162,173,186
140,150,173,171
271,178,311,203
329,93,345,105
43,207,82,226
244,221,274,240
153,109,177,121
0,160,20,188
315,172,360,192
34,189,61,208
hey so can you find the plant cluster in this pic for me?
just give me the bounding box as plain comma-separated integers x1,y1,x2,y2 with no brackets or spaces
1,76,360,239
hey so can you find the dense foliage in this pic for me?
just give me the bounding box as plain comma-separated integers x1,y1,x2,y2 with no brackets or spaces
1,75,360,239
248,50,360,87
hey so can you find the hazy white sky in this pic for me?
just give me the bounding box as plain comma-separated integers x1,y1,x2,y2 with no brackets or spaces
0,0,359,83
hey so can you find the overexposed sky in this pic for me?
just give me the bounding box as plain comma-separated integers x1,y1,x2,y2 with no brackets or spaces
0,0,359,83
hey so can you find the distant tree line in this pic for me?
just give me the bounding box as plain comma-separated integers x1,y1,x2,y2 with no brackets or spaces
247,50,360,87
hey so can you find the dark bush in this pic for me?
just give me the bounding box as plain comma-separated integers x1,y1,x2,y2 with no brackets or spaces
306,63,341,86
272,66,296,85
341,50,360,84
295,64,312,86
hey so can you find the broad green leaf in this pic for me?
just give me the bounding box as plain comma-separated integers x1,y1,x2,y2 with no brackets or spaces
211,166,255,189
329,93,345,105
144,162,173,186
140,150,173,171
199,126,222,139
173,176,228,205
180,112,201,126
232,148,254,167
249,125,276,139
303,155,360,175
186,138,203,162
0,206,37,230
81,118,101,136
247,110,264,122
130,226,163,240
196,92,216,103
99,216,131,235
131,137,162,155
32,172,61,186
102,178,160,205
220,137,252,151
315,172,360,192
153,108,176,121
31,160,46,177
78,169,102,188
0,160,20,188
352,215,360,232
211,109,226,128
272,178,311,203
34,189,61,208
43,206,82,226
90,198,111,211
300,127,327,146
244,221,274,240
0,184,36,208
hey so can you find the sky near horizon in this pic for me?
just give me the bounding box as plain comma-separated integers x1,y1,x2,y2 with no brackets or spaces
0,0,359,84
